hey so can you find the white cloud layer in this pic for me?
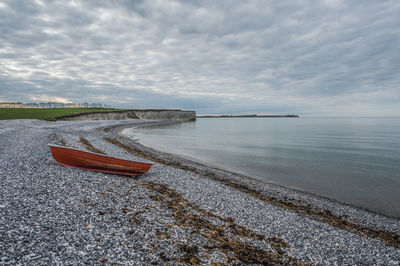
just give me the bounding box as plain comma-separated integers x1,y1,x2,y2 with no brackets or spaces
0,0,399,115
28,95,71,103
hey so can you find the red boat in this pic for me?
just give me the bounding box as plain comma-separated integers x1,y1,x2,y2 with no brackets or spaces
49,144,152,177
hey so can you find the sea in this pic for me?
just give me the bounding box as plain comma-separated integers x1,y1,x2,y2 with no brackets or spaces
123,117,400,217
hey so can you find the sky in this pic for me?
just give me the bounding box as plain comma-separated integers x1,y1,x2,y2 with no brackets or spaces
0,0,399,116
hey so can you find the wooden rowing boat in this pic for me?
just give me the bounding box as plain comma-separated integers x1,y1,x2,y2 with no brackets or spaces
49,144,152,177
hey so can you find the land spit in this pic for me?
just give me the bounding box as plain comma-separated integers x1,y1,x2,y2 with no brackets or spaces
0,119,399,265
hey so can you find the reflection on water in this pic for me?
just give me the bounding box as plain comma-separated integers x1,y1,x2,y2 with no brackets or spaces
124,117,400,217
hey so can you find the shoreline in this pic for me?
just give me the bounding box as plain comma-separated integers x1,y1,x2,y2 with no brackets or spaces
109,122,400,236
1,119,399,264
113,123,400,222
119,121,399,220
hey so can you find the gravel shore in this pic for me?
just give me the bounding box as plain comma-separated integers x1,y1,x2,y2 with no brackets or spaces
1,119,399,265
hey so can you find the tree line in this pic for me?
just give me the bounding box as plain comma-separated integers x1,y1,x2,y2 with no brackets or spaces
0,102,112,108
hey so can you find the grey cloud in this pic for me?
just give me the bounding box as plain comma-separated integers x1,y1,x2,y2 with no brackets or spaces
0,0,399,115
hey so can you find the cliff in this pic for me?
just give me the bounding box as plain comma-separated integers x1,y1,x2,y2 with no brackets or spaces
55,109,196,122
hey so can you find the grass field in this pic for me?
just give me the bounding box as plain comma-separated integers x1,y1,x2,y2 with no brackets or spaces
0,108,118,120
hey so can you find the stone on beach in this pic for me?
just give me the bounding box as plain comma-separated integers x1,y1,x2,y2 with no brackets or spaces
0,119,399,265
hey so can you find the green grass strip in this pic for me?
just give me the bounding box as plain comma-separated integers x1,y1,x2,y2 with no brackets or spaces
0,108,118,120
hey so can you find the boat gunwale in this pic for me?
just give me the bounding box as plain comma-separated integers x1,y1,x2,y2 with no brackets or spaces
48,143,153,166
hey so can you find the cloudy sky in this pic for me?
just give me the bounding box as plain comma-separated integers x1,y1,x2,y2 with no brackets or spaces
0,0,399,115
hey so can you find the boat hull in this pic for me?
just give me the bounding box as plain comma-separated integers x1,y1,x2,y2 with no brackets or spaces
49,144,152,177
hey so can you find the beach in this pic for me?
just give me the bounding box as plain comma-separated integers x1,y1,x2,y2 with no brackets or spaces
0,119,399,265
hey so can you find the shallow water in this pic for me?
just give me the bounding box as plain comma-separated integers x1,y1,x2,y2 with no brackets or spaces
124,117,400,217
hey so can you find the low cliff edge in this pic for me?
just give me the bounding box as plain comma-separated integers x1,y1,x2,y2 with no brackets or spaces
55,109,196,122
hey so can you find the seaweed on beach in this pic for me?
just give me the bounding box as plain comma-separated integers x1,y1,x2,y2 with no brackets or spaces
79,137,106,155
105,137,400,250
47,133,68,147
142,182,305,265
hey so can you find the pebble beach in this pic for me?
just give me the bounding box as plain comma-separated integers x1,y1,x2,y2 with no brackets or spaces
1,119,399,265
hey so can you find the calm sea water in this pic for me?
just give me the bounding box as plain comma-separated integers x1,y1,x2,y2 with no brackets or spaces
124,117,400,217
